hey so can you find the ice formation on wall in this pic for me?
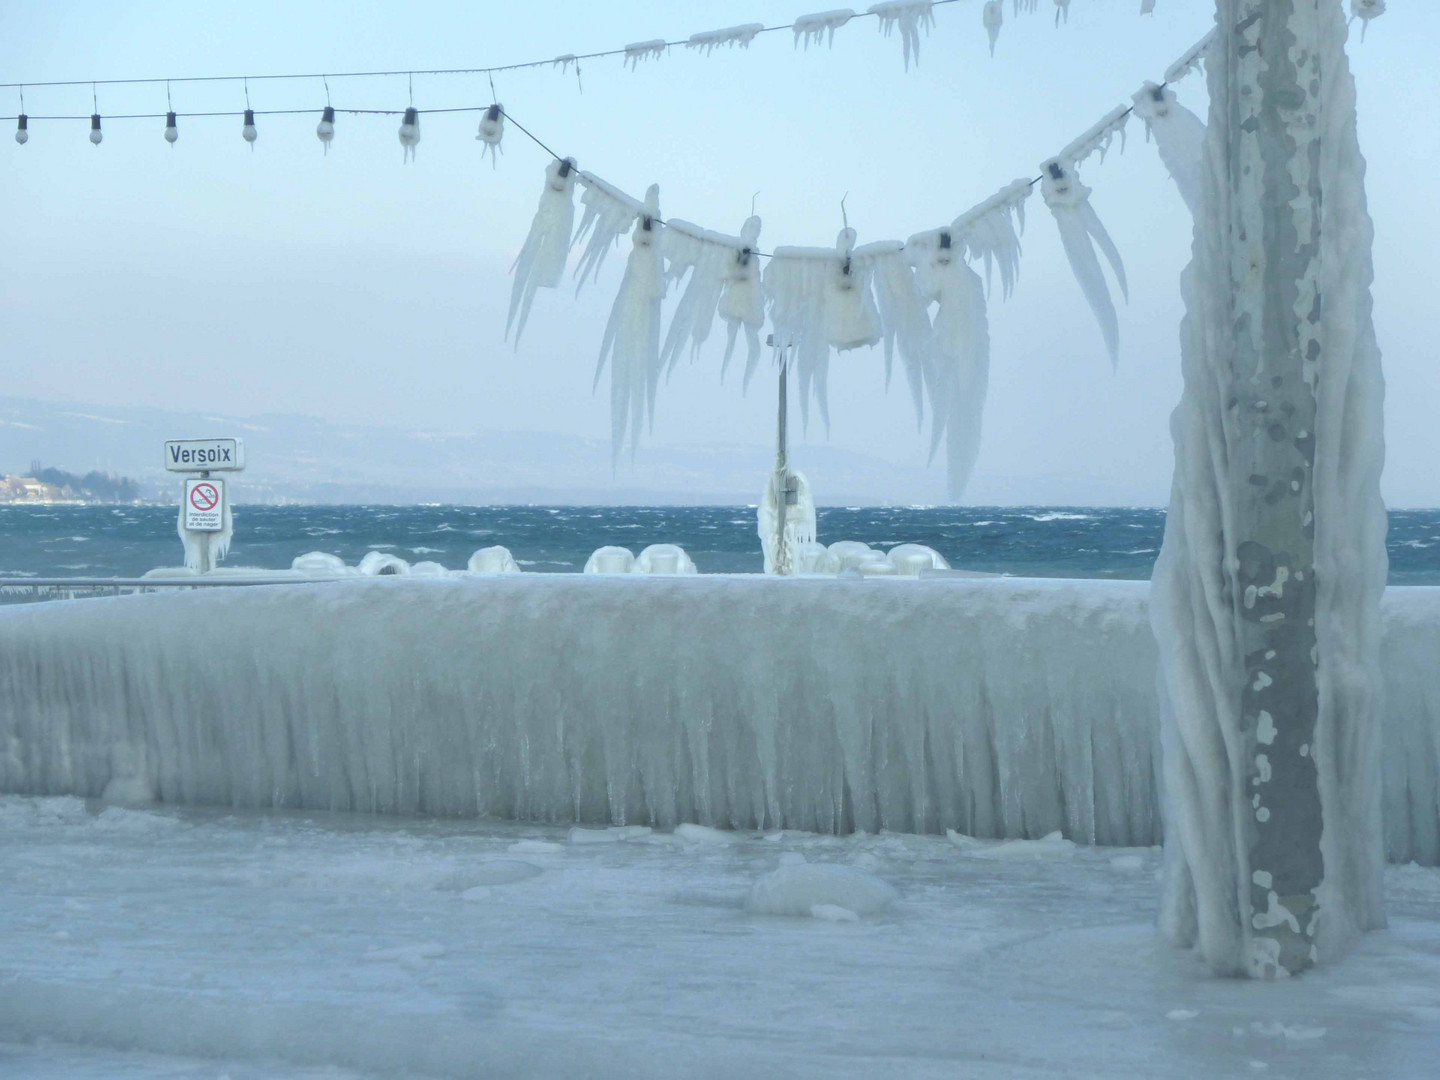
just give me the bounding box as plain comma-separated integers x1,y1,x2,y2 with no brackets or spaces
595,185,665,460
1040,160,1128,368
759,469,817,575
1152,0,1387,976
686,24,765,55
2,579,1434,864
793,9,854,49
867,1,934,71
507,157,578,345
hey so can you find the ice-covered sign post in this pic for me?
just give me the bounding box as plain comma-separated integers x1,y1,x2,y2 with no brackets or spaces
1152,0,1386,978
165,438,244,573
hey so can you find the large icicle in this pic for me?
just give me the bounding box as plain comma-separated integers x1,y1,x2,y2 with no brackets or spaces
572,173,643,291
853,240,930,429
1039,160,1128,368
908,227,991,501
507,156,578,346
953,178,1031,299
717,216,766,384
594,185,665,461
867,1,934,70
1131,83,1205,215
793,9,854,49
1152,0,1387,978
759,469,817,576
176,497,232,572
764,248,833,432
659,220,734,373
686,24,765,55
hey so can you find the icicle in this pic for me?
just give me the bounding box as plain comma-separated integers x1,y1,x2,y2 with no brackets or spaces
1012,0,1040,13
89,114,102,146
624,40,668,70
824,228,881,353
1055,104,1131,169
718,216,766,385
1164,32,1215,86
1349,0,1385,41
1039,160,1128,369
952,178,1031,300
507,156,578,346
241,108,257,148
764,250,832,431
164,111,178,145
1054,0,1070,25
398,107,420,161
177,498,233,572
572,172,644,290
316,106,335,153
908,227,991,501
1131,82,1205,216
793,9,854,49
14,113,27,145
1141,0,1156,13
476,103,504,167
854,241,930,429
983,2,1004,57
594,184,665,461
686,24,764,55
867,1,934,70
553,55,577,73
658,220,731,372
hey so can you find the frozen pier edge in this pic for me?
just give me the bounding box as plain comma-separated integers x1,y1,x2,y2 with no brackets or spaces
1,576,1436,864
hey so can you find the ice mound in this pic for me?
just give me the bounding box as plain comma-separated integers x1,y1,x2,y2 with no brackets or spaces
635,544,697,575
468,546,521,574
291,551,350,575
887,544,950,575
357,552,410,576
583,546,636,574
960,830,1077,860
438,860,542,890
568,825,653,844
794,541,840,574
409,561,450,577
745,862,898,918
828,541,877,571
674,823,736,844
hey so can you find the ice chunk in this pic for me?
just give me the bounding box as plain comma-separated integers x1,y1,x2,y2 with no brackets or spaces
634,544,696,576
468,546,520,574
568,825,653,844
583,546,636,574
963,831,1077,860
675,823,736,844
745,862,897,917
810,903,860,922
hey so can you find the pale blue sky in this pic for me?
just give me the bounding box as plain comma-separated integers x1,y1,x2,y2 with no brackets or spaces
0,1,1434,504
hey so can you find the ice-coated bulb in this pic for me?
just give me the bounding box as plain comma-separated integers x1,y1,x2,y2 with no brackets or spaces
241,108,257,146
398,107,420,161
316,106,335,152
88,114,102,146
164,111,178,145
15,114,27,145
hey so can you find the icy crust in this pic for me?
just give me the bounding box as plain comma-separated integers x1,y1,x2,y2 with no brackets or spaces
1,579,1438,863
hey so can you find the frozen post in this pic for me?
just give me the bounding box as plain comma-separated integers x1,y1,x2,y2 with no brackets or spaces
773,339,792,575
1152,0,1387,977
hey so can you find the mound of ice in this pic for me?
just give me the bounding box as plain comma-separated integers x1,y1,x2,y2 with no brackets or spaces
744,862,898,917
568,825,653,844
100,775,156,807
674,823,736,844
828,541,877,571
961,830,1077,860
794,541,840,574
291,551,350,575
887,544,950,575
635,544,697,576
357,552,410,576
468,546,520,574
583,546,636,574
409,561,450,577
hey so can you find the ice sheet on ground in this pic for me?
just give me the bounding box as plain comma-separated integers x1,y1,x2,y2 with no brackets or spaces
0,799,1435,1079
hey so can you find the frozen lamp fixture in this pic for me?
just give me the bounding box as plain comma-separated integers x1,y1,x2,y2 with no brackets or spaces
398,106,420,161
164,111,178,144
241,108,257,147
88,114,102,146
316,105,335,152
476,103,504,166
14,114,27,145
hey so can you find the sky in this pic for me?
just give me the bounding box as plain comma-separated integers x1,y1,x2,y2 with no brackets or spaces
0,1,1435,506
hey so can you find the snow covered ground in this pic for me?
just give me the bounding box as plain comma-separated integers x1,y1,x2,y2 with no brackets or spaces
1,796,1436,1078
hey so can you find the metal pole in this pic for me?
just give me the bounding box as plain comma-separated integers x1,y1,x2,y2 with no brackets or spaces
197,469,212,575
774,342,791,575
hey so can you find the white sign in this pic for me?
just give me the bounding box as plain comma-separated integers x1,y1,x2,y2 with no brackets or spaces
165,438,245,473
184,478,225,532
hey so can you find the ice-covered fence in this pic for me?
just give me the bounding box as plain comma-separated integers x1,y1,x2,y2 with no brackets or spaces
0,577,1435,862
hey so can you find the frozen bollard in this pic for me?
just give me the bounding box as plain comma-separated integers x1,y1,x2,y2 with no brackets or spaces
635,544,697,575
584,546,636,574
291,551,350,576
357,551,410,576
468,546,521,574
794,541,840,574
828,541,876,571
409,561,449,577
887,544,951,576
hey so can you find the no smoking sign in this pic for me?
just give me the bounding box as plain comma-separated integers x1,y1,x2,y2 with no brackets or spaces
183,478,225,532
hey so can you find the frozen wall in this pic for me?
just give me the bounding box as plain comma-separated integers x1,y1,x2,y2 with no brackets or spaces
0,578,1435,863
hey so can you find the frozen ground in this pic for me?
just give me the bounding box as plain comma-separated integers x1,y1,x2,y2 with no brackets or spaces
1,796,1437,1079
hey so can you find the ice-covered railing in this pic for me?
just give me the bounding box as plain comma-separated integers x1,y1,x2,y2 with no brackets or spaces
0,577,1435,864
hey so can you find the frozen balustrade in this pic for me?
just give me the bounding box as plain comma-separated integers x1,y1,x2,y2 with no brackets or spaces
0,576,1435,864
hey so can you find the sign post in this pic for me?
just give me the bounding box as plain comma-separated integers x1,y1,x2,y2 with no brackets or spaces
166,439,245,573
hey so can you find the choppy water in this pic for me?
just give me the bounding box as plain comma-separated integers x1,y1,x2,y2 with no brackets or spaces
1,504,1438,583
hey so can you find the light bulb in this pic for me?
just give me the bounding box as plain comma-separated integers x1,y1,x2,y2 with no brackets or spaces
241,108,257,146
15,114,27,145
89,114,103,146
164,111,178,144
316,105,335,152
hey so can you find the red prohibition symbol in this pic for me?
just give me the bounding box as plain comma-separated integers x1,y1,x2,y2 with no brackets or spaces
189,482,220,512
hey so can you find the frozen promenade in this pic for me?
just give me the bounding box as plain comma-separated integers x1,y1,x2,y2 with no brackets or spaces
1,575,1437,864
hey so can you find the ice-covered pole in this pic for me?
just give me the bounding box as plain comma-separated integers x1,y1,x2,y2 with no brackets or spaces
774,339,792,576
1153,0,1387,978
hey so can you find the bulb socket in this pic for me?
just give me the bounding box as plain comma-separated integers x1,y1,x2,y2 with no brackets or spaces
402,107,418,125
321,105,335,124
17,114,27,131
90,114,101,131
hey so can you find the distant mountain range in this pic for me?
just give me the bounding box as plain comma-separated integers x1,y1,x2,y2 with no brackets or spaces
0,397,946,506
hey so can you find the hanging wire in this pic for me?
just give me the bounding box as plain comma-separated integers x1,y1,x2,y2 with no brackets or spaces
323,75,331,106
